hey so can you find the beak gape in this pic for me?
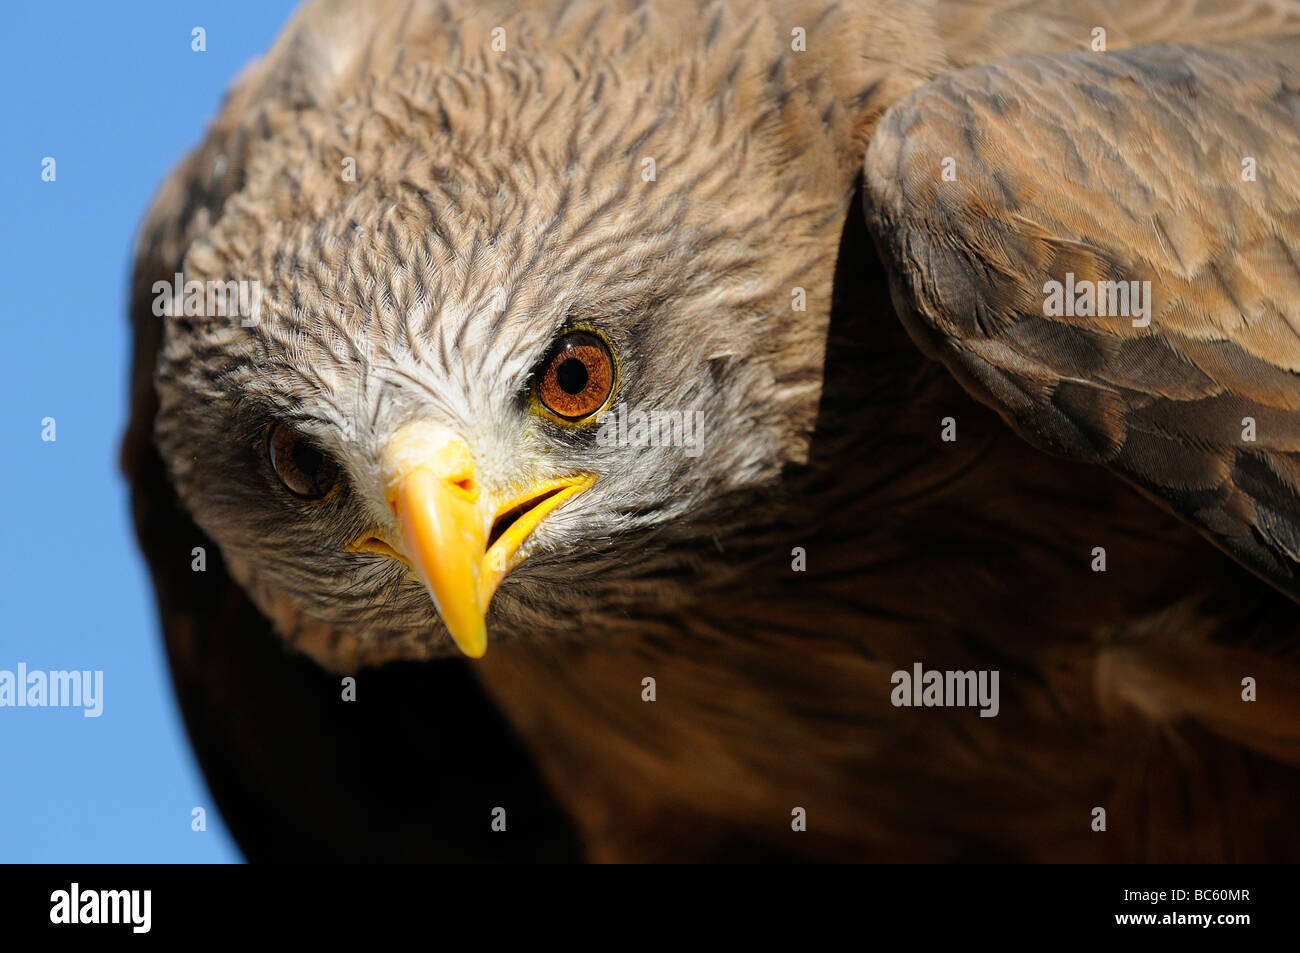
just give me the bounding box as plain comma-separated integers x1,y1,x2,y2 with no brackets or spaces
349,420,593,658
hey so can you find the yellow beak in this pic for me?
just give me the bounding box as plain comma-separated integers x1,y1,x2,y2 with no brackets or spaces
355,421,593,659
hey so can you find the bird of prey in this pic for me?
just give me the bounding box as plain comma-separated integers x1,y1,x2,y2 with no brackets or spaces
123,0,1300,861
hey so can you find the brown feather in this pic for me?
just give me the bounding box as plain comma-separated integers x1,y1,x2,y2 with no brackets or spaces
125,0,1300,861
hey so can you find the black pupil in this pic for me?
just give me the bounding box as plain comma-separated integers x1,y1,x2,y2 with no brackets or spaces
556,357,588,395
292,441,323,479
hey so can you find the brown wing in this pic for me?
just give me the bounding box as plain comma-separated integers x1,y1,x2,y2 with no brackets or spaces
863,36,1300,598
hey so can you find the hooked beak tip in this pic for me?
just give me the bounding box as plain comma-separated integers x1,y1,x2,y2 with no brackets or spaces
368,421,593,660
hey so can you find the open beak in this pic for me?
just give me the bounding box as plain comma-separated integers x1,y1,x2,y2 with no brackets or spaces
351,421,593,659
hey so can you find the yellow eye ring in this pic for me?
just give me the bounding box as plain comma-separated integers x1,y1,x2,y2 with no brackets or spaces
532,328,618,424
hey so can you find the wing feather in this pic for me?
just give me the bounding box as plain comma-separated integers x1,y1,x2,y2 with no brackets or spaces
865,36,1300,596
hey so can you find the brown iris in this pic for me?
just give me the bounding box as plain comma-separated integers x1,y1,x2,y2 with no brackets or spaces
268,424,340,500
536,331,615,421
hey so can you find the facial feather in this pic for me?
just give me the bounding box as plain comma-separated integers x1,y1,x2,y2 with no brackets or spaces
152,7,854,667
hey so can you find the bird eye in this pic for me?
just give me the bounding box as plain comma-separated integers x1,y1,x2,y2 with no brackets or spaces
268,424,340,501
536,331,615,421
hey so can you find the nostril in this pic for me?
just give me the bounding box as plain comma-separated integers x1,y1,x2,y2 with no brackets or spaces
453,477,475,493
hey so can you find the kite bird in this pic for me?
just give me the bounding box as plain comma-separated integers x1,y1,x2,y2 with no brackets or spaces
123,0,1300,861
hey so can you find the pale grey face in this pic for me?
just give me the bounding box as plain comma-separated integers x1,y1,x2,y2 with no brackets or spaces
154,192,797,666
149,48,841,668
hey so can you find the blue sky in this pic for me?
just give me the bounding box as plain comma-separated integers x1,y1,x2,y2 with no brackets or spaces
0,0,299,862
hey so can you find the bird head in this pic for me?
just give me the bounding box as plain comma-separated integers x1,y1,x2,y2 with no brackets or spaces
150,38,852,669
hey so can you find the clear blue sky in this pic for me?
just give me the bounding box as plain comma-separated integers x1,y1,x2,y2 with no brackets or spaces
0,0,298,862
